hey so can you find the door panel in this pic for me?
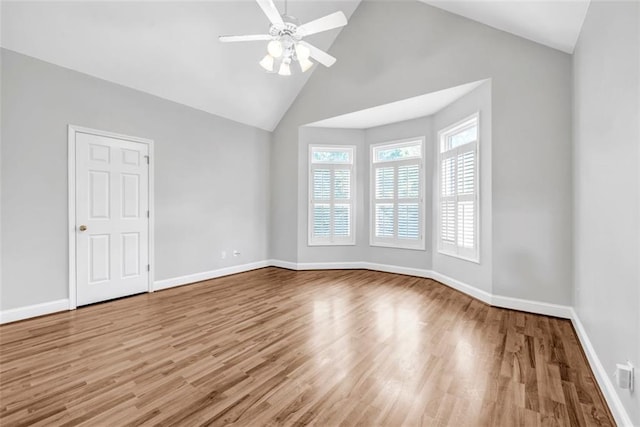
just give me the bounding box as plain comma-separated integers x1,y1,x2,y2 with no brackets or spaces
89,234,110,283
121,174,140,218
89,171,110,219
121,232,140,278
76,132,149,306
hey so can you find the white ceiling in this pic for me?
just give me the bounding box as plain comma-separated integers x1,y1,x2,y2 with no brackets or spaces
422,0,590,54
1,1,589,131
0,1,360,131
307,79,487,129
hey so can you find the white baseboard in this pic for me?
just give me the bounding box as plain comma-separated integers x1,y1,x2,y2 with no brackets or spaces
426,269,494,306
269,259,571,319
491,293,573,319
362,261,432,278
297,261,365,270
0,299,70,324
154,260,270,291
268,259,299,270
570,309,634,427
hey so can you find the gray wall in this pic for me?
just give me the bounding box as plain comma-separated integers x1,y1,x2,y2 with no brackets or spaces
573,1,640,423
271,0,573,305
432,82,492,294
1,49,271,310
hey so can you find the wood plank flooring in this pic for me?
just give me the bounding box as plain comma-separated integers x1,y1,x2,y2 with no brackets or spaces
0,268,614,426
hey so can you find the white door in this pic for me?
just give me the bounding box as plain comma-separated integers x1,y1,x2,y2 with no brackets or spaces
75,131,150,306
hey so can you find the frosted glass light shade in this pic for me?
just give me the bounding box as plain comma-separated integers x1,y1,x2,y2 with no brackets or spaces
267,40,283,58
278,61,291,76
259,54,274,72
299,57,313,72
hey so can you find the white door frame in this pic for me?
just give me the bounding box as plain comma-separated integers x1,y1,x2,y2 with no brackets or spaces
68,125,155,310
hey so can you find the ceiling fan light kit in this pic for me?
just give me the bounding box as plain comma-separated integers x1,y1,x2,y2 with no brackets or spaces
219,0,347,77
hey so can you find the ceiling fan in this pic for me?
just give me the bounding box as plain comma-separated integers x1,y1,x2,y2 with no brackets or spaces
219,0,347,76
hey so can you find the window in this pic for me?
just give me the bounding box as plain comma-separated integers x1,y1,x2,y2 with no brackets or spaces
309,145,356,245
437,113,479,262
370,138,425,249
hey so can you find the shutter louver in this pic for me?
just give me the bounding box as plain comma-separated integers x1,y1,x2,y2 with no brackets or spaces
457,150,475,195
334,204,350,237
334,169,350,199
375,204,394,237
457,201,474,248
441,157,456,197
313,204,331,237
440,200,456,243
375,167,394,199
398,203,419,239
313,169,331,200
398,165,419,198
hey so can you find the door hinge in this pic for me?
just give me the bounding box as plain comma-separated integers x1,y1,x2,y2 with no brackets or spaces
147,264,150,272
144,155,150,164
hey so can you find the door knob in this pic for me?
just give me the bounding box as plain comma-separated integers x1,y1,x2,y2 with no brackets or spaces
79,225,87,232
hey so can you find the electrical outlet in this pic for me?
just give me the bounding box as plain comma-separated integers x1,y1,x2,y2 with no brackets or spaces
615,362,634,391
221,251,227,259
233,250,240,257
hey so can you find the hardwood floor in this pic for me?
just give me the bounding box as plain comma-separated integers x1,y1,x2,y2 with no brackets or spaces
0,268,614,426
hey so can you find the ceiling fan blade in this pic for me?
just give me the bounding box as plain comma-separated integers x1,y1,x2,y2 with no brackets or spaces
219,34,272,42
299,41,336,67
298,11,347,37
256,0,284,27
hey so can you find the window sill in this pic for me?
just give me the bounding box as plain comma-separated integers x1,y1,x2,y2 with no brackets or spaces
370,241,426,251
308,242,356,247
437,249,480,264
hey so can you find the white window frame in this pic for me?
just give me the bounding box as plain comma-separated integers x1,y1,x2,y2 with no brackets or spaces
436,113,480,263
370,137,426,250
308,145,356,246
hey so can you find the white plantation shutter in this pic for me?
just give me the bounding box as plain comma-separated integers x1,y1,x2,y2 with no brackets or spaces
333,169,351,199
313,204,331,237
313,169,331,200
375,203,394,237
457,200,474,248
334,204,351,237
437,114,479,261
440,200,456,243
375,167,394,199
398,203,419,239
371,138,425,249
309,146,355,245
398,165,420,198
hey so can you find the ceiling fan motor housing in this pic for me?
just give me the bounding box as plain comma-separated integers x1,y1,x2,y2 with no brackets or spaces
269,19,302,40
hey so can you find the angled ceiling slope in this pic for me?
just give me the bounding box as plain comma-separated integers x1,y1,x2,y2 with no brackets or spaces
421,0,590,53
307,80,487,129
0,1,360,131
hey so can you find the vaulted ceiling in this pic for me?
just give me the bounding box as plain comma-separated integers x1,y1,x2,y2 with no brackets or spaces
0,1,590,131
422,0,590,54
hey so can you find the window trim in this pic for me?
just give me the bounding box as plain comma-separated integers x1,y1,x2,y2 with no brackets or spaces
436,112,480,263
369,137,426,250
308,144,356,246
